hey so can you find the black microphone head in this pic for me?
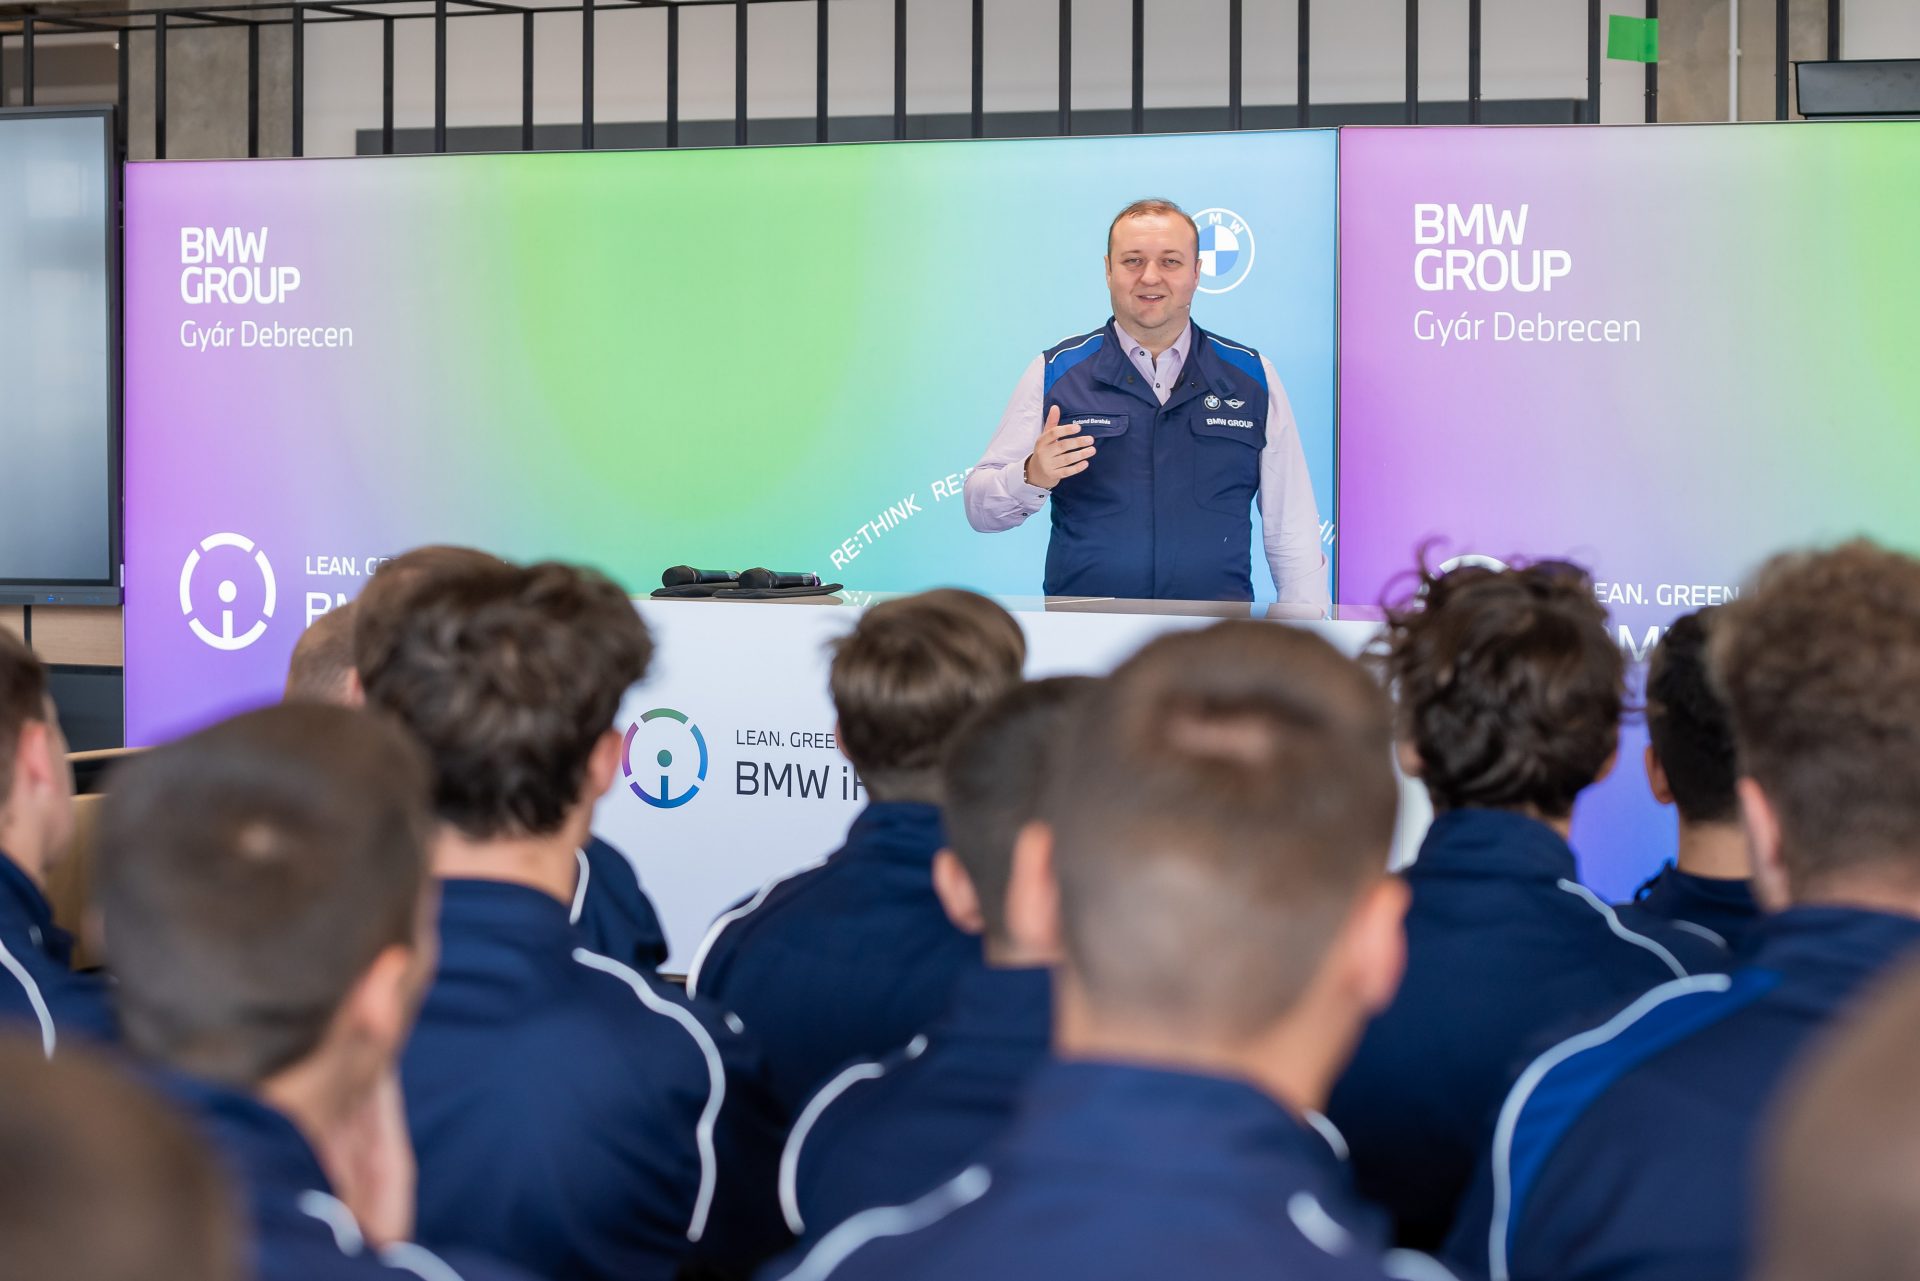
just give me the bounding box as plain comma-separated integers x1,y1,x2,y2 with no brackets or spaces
662,566,739,588
738,568,821,590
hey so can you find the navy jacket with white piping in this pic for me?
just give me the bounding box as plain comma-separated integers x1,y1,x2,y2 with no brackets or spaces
760,1060,1451,1281
0,848,114,1055
403,878,790,1281
167,1073,537,1281
781,964,1052,1244
573,835,669,971
1616,862,1761,958
1445,906,1920,1281
1325,808,1710,1249
686,803,982,1115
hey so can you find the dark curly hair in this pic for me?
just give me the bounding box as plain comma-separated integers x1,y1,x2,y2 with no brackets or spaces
1380,557,1621,820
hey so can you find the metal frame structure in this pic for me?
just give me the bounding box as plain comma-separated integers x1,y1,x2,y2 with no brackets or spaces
0,0,1835,162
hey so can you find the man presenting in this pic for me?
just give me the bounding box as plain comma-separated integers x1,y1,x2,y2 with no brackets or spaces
964,198,1328,606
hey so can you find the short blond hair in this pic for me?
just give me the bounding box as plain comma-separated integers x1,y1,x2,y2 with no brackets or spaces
1106,198,1200,257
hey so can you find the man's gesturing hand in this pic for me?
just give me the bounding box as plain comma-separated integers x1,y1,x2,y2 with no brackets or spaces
1023,405,1098,490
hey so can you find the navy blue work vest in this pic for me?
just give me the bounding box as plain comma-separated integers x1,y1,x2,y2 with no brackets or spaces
1041,319,1268,602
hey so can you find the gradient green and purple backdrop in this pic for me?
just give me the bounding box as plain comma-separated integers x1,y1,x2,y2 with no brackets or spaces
124,132,1337,746
1339,122,1920,898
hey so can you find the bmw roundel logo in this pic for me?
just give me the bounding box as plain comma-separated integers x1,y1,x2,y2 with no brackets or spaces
1193,207,1255,294
623,708,709,809
1204,394,1222,410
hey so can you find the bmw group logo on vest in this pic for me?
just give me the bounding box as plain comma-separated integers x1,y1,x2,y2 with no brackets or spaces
1194,208,1255,294
623,708,710,809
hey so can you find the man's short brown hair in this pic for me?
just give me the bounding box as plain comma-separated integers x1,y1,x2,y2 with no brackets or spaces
1045,622,1398,1039
941,676,1098,946
1711,540,1920,891
351,545,512,681
284,601,357,704
361,560,652,838
1106,198,1201,257
1760,957,1920,1281
95,704,434,1086
0,629,50,812
829,590,1026,799
1381,559,1621,820
0,1036,239,1281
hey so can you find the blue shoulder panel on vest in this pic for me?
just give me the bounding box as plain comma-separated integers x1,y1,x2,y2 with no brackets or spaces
1043,331,1105,397
1497,967,1781,1272
1205,335,1268,393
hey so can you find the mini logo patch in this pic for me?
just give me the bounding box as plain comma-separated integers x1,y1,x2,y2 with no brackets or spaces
1203,394,1222,410
1225,398,1247,409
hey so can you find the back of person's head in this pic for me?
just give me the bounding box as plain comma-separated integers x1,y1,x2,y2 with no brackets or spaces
95,703,434,1087
360,559,652,839
1045,622,1400,1040
1711,540,1920,899
0,627,73,861
1759,957,1920,1281
1644,608,1737,824
284,601,358,705
351,544,513,680
1382,558,1621,820
0,1036,239,1281
936,676,1098,951
829,590,1026,801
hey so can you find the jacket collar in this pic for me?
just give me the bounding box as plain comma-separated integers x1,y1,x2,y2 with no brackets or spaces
1003,1059,1335,1180
436,877,578,954
164,1071,334,1200
1746,905,1920,992
1634,863,1756,916
930,965,1052,1050
1407,808,1579,884
829,802,947,870
0,848,70,965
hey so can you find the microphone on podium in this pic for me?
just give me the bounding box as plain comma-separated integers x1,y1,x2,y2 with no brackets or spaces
661,566,739,588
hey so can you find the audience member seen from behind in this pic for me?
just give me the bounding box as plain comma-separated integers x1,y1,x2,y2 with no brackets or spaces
351,544,667,970
780,676,1094,1243
1446,541,1920,1281
688,589,1027,1113
93,703,528,1281
0,628,113,1052
1616,608,1759,954
1326,558,1708,1250
361,559,789,1281
284,599,359,704
771,622,1445,1281
0,1035,240,1281
1757,958,1920,1281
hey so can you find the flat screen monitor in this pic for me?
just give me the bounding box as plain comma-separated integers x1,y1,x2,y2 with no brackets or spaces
0,107,119,603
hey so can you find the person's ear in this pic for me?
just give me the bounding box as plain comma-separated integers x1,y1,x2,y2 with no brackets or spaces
1395,740,1423,779
1004,821,1063,964
1333,876,1410,1018
340,944,419,1065
341,668,366,708
1739,777,1790,912
583,727,622,804
932,849,985,937
1644,744,1675,806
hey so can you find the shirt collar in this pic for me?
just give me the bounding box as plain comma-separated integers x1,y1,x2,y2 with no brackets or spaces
1112,317,1193,368
1407,808,1580,883
1637,863,1756,914
1003,1059,1335,1179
